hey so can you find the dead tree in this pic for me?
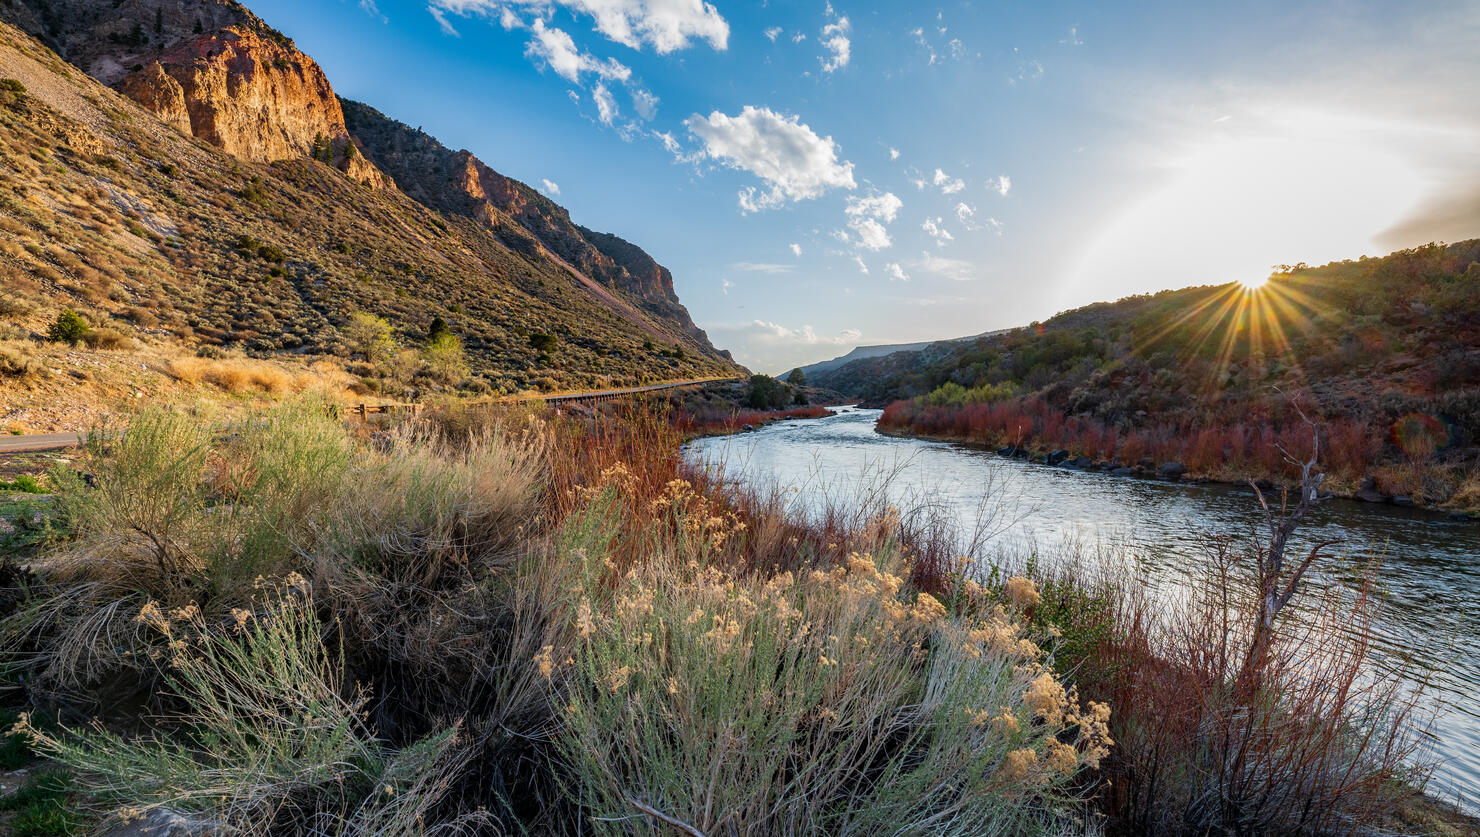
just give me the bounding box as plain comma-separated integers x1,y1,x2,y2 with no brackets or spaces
1238,402,1342,693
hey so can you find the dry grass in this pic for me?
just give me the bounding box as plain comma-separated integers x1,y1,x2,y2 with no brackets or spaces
164,356,306,394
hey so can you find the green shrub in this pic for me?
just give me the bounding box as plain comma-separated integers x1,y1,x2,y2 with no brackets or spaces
0,79,25,93
46,310,89,345
0,474,45,493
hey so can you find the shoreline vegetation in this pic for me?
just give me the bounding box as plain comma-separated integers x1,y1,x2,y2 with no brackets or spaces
807,243,1480,519
0,398,1472,835
876,398,1480,519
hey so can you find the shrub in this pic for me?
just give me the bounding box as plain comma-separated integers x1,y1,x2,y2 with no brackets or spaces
0,78,24,93
421,331,468,383
15,587,471,835
46,310,89,345
80,327,132,351
342,311,397,364
0,344,42,378
554,489,1106,835
0,293,33,318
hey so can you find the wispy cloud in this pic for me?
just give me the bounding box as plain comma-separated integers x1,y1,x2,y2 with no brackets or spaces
731,261,795,273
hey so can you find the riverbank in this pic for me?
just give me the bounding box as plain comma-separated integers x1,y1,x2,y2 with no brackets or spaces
876,401,1480,520
875,422,1477,522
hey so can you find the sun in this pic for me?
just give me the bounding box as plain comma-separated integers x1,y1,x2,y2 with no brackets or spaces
1238,274,1269,291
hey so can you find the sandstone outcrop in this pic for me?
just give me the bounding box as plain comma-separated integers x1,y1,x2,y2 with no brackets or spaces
1,0,388,187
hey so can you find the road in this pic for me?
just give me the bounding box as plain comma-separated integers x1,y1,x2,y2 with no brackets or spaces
0,377,741,453
0,432,82,453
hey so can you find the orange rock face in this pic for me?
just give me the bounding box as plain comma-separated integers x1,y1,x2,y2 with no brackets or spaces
119,26,387,188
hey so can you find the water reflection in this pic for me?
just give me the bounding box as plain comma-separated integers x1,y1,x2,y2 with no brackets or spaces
688,406,1480,809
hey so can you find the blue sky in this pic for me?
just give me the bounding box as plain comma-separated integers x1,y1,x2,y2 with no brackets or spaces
250,0,1480,373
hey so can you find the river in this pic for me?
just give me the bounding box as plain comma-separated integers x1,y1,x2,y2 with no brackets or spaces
687,406,1480,811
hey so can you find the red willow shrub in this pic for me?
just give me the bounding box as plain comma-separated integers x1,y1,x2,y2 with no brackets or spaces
880,397,1382,482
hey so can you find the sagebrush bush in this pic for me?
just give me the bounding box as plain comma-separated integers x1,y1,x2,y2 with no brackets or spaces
554,487,1107,836
0,343,42,378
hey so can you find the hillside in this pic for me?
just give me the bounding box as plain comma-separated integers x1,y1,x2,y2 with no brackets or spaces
792,329,1006,380
817,242,1480,507
0,0,737,406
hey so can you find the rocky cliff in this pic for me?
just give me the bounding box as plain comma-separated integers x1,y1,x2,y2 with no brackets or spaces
0,0,386,186
340,98,719,352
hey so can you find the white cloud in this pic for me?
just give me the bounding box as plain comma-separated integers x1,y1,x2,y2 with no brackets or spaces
889,147,900,160
1059,26,1083,46
792,31,806,43
360,0,388,23
430,0,729,53
820,15,851,73
526,19,632,83
914,250,974,281
852,255,869,274
1009,59,1044,84
843,190,902,250
764,25,782,42
429,5,460,35
592,83,619,124
685,106,856,211
932,168,965,195
886,262,910,281
922,216,954,246
988,174,1011,196
721,278,733,294
540,178,561,196
707,318,863,372
631,87,659,120
790,242,802,256
731,261,794,273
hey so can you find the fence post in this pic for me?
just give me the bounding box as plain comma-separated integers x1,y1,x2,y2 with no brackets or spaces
357,403,367,423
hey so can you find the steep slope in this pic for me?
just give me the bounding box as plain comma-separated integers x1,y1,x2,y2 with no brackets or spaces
0,19,738,395
0,0,385,186
340,99,722,355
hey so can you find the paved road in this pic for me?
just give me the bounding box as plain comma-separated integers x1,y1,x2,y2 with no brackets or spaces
0,432,82,453
0,376,742,453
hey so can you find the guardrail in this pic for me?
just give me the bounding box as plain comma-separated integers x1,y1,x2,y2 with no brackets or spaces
346,377,741,422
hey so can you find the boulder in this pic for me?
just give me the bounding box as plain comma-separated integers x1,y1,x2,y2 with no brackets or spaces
1046,449,1070,465
1448,511,1471,522
1354,475,1387,503
1073,456,1093,469
1156,461,1187,480
1111,467,1135,477
1137,457,1155,470
1391,495,1415,507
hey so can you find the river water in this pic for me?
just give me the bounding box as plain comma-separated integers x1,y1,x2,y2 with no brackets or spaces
687,406,1480,810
